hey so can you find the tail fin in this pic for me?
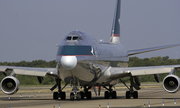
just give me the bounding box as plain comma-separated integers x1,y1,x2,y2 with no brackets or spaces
110,0,121,43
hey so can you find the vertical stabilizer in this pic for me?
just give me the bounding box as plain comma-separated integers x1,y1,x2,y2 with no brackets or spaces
110,0,121,43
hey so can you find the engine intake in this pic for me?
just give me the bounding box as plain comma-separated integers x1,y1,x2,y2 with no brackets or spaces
1,76,20,95
163,75,180,93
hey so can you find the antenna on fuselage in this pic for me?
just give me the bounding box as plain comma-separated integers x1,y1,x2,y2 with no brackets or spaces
110,0,121,43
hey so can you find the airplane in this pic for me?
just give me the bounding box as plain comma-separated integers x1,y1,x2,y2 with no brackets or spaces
1,0,180,101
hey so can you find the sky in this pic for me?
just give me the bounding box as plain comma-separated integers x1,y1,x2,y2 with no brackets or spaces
0,0,180,62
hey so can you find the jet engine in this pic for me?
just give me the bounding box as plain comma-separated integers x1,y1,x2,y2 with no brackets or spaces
0,76,20,95
163,74,180,93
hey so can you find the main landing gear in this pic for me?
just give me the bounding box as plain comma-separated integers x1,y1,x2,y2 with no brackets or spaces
120,76,140,99
126,91,138,99
51,79,67,100
103,85,117,99
51,77,92,101
51,77,140,100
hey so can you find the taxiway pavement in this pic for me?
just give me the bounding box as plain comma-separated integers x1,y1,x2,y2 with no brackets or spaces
0,85,180,108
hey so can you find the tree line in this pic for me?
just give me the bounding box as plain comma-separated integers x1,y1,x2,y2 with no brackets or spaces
0,56,180,85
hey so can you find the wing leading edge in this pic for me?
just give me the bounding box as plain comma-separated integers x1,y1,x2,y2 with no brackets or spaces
127,43,180,56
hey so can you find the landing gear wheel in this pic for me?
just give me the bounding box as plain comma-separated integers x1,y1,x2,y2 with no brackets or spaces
80,91,84,99
105,91,109,99
126,91,130,99
111,91,117,99
53,92,58,100
70,92,75,101
87,91,92,99
76,92,81,101
133,91,138,99
61,92,66,100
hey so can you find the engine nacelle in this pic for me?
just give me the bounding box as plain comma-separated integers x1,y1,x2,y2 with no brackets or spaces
163,75,180,93
1,76,20,95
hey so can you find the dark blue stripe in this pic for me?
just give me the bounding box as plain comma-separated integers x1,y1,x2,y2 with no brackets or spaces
57,45,93,56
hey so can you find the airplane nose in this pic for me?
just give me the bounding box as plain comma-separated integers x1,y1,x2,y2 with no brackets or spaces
61,56,77,70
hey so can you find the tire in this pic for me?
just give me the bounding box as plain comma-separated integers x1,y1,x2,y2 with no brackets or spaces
80,91,84,99
105,91,109,99
87,91,92,99
111,91,117,99
133,91,138,99
126,91,130,99
70,92,74,101
76,92,81,101
53,92,58,100
61,92,66,100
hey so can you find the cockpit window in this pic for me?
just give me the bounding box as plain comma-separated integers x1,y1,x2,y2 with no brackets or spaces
66,36,83,41
73,36,78,40
66,37,72,40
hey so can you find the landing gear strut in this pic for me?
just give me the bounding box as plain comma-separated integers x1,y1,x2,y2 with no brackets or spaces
82,86,92,99
70,80,80,101
120,77,140,99
70,77,80,101
103,85,117,99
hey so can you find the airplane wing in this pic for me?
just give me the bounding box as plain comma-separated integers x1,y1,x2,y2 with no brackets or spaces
0,66,58,78
127,43,180,56
109,65,180,79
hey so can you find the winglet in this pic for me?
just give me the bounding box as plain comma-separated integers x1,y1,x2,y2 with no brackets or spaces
110,0,121,43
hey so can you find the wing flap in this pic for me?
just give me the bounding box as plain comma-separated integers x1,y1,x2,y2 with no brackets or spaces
0,67,7,72
13,69,47,77
128,67,173,76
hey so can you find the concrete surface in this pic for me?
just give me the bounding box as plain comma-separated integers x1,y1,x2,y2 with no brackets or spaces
0,86,180,108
